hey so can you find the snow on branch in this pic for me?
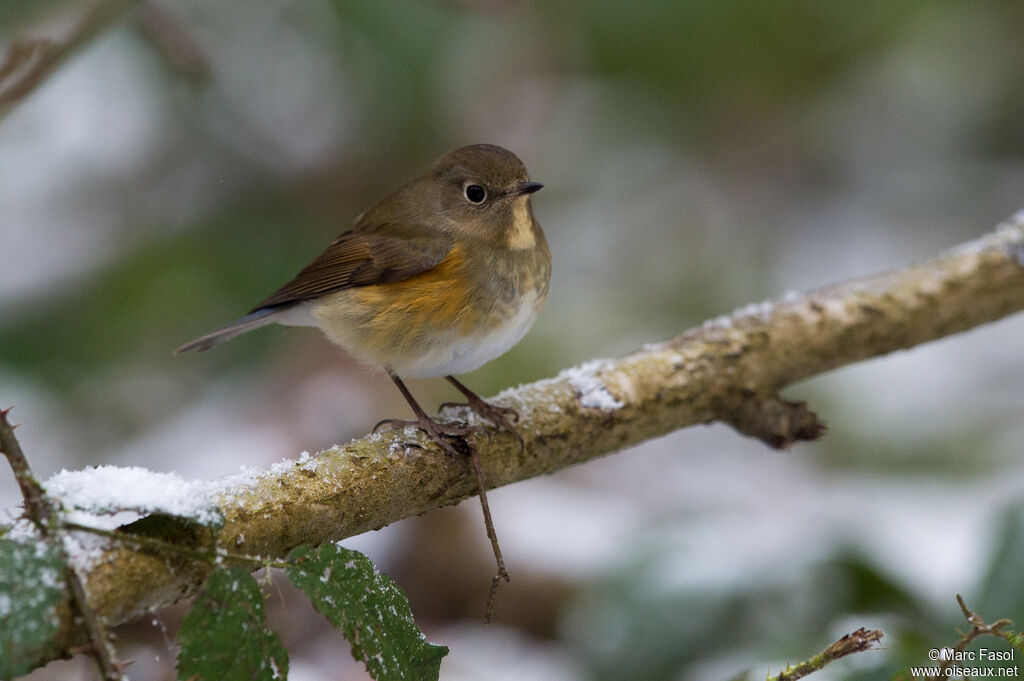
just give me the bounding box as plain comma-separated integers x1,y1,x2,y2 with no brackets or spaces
11,211,1024,669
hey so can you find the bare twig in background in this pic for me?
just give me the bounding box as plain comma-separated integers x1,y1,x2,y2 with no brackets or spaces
0,409,124,680
9,211,1024,672
0,0,140,120
767,627,884,681
926,595,1015,681
133,0,209,81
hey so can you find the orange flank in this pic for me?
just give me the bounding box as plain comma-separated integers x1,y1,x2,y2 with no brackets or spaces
351,245,477,332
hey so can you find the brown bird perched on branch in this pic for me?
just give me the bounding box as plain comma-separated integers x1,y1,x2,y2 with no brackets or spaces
175,144,550,454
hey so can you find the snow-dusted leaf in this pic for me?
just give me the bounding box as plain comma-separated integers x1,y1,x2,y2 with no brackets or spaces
177,567,287,681
0,538,68,678
287,544,447,681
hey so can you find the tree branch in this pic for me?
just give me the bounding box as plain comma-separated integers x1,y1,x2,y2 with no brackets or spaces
0,0,140,121
13,211,1024,671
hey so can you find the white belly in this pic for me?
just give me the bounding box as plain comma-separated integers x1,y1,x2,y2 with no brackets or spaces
390,290,542,378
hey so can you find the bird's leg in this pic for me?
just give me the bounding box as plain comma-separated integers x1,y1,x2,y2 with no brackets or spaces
375,373,511,619
441,375,524,451
374,373,487,455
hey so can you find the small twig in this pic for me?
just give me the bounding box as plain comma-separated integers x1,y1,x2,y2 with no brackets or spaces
460,439,509,624
0,0,141,120
132,0,210,81
61,519,292,572
955,594,1012,635
927,595,1014,681
0,39,47,84
0,408,124,680
767,627,884,681
721,395,826,449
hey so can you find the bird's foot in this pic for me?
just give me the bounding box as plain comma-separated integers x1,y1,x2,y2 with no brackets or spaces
441,395,524,452
373,414,487,456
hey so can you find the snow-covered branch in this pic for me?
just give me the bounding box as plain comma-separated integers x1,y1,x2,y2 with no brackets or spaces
13,211,1024,670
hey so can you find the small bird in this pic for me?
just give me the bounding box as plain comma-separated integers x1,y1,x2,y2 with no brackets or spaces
175,144,550,453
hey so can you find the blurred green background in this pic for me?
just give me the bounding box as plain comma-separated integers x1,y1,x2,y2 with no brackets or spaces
2,0,1024,679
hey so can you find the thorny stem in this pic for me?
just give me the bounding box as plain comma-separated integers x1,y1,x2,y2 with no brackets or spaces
0,406,51,528
0,409,124,680
927,595,1015,681
766,628,884,681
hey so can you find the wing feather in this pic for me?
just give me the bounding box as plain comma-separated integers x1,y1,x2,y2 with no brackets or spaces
252,229,452,311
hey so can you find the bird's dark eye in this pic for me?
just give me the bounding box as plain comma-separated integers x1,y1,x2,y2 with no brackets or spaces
464,184,486,204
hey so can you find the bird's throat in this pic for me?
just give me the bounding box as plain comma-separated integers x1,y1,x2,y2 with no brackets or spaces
507,199,537,251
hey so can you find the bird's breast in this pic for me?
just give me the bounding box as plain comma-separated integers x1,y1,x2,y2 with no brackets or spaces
308,242,550,378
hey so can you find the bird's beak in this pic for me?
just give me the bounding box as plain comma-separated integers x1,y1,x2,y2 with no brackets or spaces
510,181,544,197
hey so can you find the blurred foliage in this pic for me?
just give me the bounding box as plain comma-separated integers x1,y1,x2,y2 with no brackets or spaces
326,0,464,151
560,546,927,680
1,0,1024,679
978,506,1024,619
0,0,61,30
3,0,1022,395
562,526,1024,681
549,0,927,138
0,198,319,388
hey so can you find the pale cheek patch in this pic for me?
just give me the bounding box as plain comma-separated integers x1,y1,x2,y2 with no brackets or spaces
508,199,536,250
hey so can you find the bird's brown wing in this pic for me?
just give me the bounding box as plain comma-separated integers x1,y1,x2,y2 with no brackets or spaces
252,229,452,311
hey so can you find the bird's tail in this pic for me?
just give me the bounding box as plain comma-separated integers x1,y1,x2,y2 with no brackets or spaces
173,307,285,354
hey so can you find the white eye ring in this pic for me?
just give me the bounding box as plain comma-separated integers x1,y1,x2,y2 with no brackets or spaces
463,183,487,204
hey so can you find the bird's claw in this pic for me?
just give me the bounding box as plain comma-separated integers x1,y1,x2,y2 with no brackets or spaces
440,399,524,452
373,415,489,456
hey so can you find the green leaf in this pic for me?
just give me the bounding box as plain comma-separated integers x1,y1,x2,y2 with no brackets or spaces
287,543,448,681
0,538,68,679
978,505,1024,619
177,567,288,681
